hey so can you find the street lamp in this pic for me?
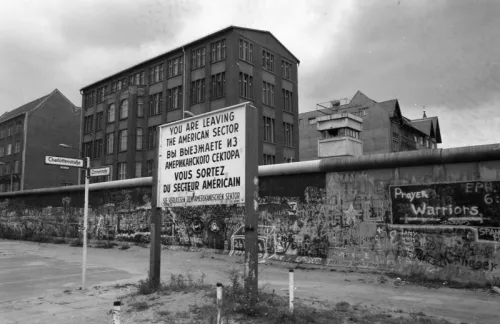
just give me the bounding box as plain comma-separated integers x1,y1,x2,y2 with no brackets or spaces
0,161,13,192
60,143,90,290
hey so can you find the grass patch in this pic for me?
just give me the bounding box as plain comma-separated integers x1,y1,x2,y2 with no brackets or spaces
50,237,67,244
385,262,499,290
134,271,208,296
183,265,455,324
94,241,117,249
118,243,131,250
69,238,83,247
127,301,149,312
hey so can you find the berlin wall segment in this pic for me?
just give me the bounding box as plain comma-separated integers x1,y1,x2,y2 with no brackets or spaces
1,145,500,281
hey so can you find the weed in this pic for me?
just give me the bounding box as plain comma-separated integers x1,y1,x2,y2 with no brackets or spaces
335,301,350,312
136,275,156,295
118,243,130,250
69,238,83,247
95,241,116,249
127,301,149,312
50,237,67,244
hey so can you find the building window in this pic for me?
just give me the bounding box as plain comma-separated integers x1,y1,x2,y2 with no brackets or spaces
119,130,128,152
239,73,253,99
107,103,116,123
5,162,10,175
8,126,13,136
283,89,293,112
14,141,20,153
106,165,113,181
149,63,164,84
14,160,20,174
0,130,5,138
263,116,275,143
191,47,206,69
282,60,292,80
147,160,154,176
115,78,126,91
167,86,183,110
211,39,226,62
262,82,275,106
84,116,93,134
149,92,163,116
119,100,129,119
167,56,184,77
97,87,107,103
7,143,12,155
93,139,102,159
15,122,22,134
284,122,293,147
284,156,294,163
117,162,127,180
148,127,157,149
130,72,144,86
95,112,103,131
85,91,95,107
308,117,316,125
136,128,143,151
211,72,225,99
239,39,253,63
191,78,206,105
0,147,4,157
263,154,275,165
135,161,142,178
262,49,275,72
83,141,92,158
137,98,144,117
106,133,114,154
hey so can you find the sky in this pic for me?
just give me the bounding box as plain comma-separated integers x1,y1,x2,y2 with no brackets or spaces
0,0,499,149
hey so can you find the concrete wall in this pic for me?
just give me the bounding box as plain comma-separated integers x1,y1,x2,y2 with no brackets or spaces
1,144,500,281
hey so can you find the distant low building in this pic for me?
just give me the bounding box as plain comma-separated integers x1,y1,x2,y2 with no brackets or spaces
299,91,442,161
0,89,81,191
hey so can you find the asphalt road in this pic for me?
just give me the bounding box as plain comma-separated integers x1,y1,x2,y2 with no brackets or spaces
0,241,132,303
0,239,499,324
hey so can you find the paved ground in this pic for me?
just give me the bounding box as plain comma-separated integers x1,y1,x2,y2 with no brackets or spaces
0,255,131,304
0,239,499,324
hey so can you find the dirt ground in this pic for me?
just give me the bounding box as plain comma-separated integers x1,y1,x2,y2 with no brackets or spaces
0,239,499,324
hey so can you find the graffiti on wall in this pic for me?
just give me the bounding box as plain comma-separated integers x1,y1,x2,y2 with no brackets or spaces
0,170,499,278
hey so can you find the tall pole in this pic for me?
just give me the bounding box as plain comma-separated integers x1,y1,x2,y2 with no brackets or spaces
244,104,259,307
82,156,90,290
149,126,161,289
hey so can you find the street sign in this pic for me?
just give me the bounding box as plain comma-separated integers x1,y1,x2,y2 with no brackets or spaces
90,167,110,177
45,156,84,168
60,166,69,170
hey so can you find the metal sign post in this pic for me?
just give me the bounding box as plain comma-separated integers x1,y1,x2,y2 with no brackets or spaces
44,155,90,290
154,102,258,300
82,157,90,290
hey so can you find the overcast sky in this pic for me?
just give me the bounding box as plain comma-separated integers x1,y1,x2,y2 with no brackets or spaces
1,0,499,149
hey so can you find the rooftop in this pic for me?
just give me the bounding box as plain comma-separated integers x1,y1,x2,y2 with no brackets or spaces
80,25,300,92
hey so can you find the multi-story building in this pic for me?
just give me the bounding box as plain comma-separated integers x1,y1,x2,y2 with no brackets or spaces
80,26,300,183
299,91,442,161
0,89,81,191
